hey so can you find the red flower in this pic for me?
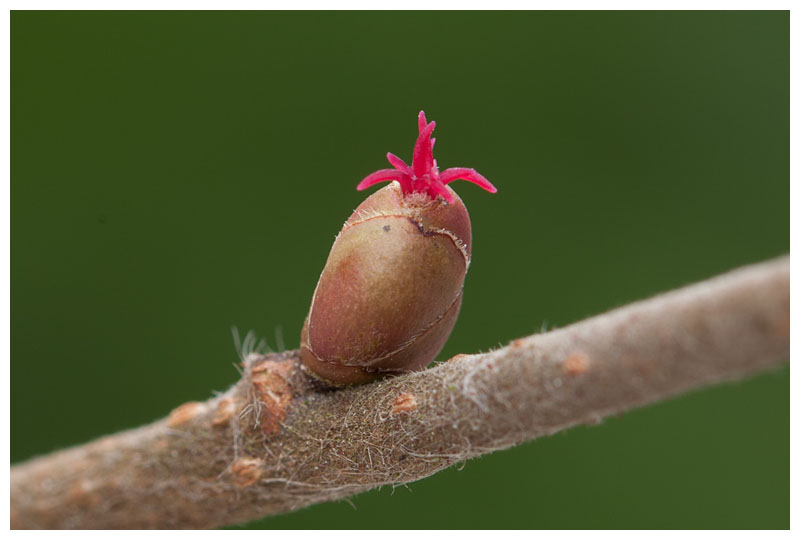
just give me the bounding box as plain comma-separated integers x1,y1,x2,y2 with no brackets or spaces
356,111,497,203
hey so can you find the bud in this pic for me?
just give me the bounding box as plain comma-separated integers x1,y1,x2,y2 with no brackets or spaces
301,111,496,385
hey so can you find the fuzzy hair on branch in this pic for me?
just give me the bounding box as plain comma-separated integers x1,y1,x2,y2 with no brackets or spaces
10,256,789,529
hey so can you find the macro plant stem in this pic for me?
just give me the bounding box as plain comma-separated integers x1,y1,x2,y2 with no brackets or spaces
10,256,789,529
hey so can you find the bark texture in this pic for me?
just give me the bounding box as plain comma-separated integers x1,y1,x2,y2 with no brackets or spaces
10,256,790,529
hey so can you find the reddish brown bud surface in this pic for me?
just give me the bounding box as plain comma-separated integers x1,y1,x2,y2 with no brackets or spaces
300,111,496,385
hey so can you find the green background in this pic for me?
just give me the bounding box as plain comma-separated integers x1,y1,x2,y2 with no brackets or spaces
11,11,788,529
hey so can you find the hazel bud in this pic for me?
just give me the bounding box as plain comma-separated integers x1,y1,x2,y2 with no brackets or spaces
300,111,496,385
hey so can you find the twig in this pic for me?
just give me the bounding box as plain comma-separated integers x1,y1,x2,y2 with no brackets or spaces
10,256,789,529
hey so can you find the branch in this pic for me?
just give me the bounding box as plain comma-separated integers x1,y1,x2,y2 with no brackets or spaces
10,257,789,529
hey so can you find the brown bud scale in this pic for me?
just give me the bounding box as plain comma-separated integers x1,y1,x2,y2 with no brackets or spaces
301,183,472,385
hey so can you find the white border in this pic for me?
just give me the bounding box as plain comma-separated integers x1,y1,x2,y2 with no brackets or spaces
4,6,792,536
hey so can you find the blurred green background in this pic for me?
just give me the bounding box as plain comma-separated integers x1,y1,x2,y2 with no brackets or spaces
11,11,788,529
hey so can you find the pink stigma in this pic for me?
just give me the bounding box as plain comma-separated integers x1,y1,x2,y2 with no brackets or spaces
356,111,497,204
